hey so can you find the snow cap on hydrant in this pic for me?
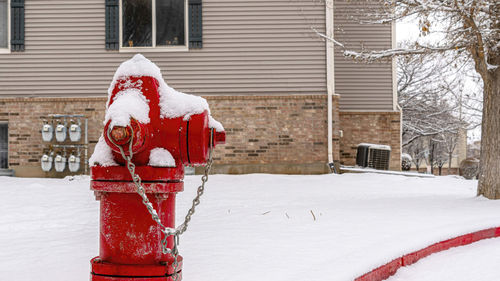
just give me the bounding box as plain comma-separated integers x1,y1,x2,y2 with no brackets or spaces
89,54,225,281
89,53,225,168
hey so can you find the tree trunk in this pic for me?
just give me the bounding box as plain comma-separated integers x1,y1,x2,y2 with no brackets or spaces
477,69,500,199
448,152,452,174
429,141,435,175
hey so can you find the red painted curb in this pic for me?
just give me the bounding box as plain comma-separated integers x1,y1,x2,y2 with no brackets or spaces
354,227,500,281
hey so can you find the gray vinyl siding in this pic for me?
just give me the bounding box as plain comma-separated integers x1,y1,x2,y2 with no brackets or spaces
0,0,326,97
333,0,394,111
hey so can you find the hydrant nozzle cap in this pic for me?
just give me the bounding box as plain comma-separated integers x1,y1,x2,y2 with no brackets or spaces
214,130,226,145
110,126,131,144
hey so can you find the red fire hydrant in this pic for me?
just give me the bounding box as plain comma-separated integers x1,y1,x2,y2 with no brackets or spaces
89,55,225,281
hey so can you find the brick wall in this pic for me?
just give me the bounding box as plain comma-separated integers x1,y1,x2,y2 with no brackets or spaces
0,95,341,176
207,95,341,174
0,97,107,177
339,111,401,170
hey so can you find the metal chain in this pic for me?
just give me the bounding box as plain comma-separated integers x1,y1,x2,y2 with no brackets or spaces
107,127,214,281
177,152,213,235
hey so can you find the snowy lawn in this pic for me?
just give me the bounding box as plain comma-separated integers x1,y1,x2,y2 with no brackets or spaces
1,173,500,281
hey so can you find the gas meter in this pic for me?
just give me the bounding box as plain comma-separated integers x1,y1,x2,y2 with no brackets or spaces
54,154,67,172
41,154,53,172
55,124,67,142
68,154,81,172
42,124,54,142
69,123,81,142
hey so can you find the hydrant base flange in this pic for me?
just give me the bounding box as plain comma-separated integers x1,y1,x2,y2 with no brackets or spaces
91,271,182,281
90,256,183,279
91,276,177,281
91,166,184,182
91,181,183,194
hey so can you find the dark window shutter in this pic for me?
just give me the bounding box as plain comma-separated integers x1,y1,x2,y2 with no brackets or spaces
11,0,24,52
0,123,7,169
105,0,119,50
188,0,202,49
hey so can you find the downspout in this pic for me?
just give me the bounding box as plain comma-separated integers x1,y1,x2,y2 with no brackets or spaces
391,19,398,112
326,0,336,172
392,17,403,170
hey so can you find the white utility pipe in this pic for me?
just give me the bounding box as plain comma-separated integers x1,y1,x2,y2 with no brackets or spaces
325,0,335,166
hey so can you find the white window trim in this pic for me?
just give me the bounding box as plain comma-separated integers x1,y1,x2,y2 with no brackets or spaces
0,0,11,54
119,0,189,52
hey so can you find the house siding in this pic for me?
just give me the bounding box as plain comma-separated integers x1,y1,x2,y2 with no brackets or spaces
0,0,402,176
0,0,395,109
0,0,326,97
333,0,394,111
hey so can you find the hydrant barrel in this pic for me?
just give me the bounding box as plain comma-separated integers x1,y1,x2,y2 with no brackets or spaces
99,192,176,264
90,165,185,279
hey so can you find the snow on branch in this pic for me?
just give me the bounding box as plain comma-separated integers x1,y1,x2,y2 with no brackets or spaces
344,47,432,61
315,0,499,71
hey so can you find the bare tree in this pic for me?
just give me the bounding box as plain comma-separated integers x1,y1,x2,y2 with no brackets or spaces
433,138,450,175
405,136,426,172
425,135,446,175
440,131,459,174
320,1,500,198
398,53,463,148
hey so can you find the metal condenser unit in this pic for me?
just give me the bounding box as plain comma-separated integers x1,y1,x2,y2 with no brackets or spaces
356,143,391,170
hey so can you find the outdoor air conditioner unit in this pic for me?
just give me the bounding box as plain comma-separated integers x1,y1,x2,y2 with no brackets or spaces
356,143,391,170
356,144,370,167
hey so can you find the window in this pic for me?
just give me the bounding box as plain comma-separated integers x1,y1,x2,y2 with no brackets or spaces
0,0,8,50
0,123,7,169
121,0,186,48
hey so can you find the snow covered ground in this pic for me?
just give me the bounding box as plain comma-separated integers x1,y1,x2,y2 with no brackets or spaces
1,173,500,281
